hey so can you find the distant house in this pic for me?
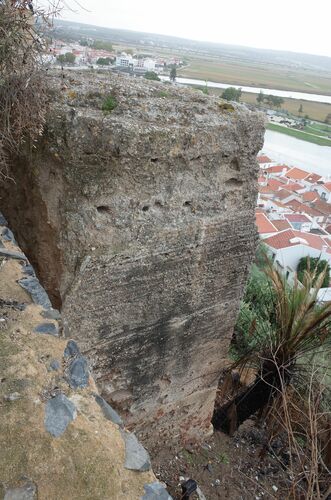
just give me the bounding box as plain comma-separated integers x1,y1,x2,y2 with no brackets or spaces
304,173,322,185
284,213,312,232
284,200,325,226
263,229,331,282
285,167,310,182
270,219,292,231
255,212,278,239
283,182,305,194
274,189,300,205
302,191,320,203
257,154,274,169
313,182,331,203
116,53,134,68
265,165,289,176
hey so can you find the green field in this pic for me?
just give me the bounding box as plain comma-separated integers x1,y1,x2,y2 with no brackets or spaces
239,91,331,122
178,57,331,95
267,123,331,146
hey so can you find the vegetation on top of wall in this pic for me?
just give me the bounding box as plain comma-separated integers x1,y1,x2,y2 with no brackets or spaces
102,95,117,112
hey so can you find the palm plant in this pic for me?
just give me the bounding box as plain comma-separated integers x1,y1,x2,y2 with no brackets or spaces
213,258,331,434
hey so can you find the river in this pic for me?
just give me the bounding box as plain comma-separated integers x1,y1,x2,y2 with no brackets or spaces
161,76,331,104
262,130,331,178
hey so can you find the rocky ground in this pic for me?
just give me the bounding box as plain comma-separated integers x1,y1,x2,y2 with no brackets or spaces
151,420,296,500
0,214,170,500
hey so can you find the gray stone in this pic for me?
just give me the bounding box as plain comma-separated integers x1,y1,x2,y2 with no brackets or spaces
64,339,80,358
123,432,151,472
44,393,76,437
34,322,59,336
0,298,26,311
142,483,173,500
67,356,89,389
2,227,16,243
0,211,8,226
4,482,37,500
94,394,123,427
41,308,61,320
18,277,52,309
4,392,21,401
0,249,26,260
22,264,35,277
49,359,61,371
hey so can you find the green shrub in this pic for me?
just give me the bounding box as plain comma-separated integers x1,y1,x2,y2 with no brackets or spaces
144,71,160,81
102,95,117,113
232,263,276,356
297,256,330,288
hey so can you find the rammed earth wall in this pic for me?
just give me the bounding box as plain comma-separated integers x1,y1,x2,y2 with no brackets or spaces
0,71,265,445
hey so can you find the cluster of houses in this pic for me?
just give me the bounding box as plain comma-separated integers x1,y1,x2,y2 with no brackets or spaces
44,41,110,65
46,41,182,74
255,154,331,301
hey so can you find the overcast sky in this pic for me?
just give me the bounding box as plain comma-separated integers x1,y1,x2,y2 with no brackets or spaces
61,0,331,58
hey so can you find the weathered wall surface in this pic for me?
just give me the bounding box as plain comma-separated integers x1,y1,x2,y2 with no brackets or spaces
0,72,265,444
0,216,168,500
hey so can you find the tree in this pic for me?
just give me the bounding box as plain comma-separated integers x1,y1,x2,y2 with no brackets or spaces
297,256,330,288
0,0,59,179
298,103,303,115
221,87,242,102
57,52,76,65
91,40,113,51
170,66,177,81
256,90,264,106
265,94,284,109
96,57,111,66
213,258,331,434
144,71,160,81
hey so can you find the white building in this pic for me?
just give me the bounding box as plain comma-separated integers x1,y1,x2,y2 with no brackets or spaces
313,182,331,204
143,58,156,71
263,229,331,282
116,53,134,68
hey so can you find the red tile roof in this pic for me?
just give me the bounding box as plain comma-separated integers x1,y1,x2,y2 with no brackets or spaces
285,200,323,217
269,199,292,209
258,176,266,184
285,214,311,223
311,199,331,216
264,229,331,253
259,186,275,194
265,165,289,174
257,155,272,164
286,167,310,180
284,182,305,192
322,182,331,192
278,176,290,183
255,213,278,234
267,178,284,191
302,192,319,202
305,173,322,184
272,219,292,231
275,189,294,200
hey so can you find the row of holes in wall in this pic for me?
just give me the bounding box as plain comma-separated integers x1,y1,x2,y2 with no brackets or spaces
96,200,193,214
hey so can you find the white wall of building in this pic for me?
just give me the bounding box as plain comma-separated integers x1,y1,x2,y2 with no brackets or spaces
313,185,331,203
268,244,331,282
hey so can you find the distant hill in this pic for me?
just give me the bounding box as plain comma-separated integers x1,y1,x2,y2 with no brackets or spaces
51,19,331,74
